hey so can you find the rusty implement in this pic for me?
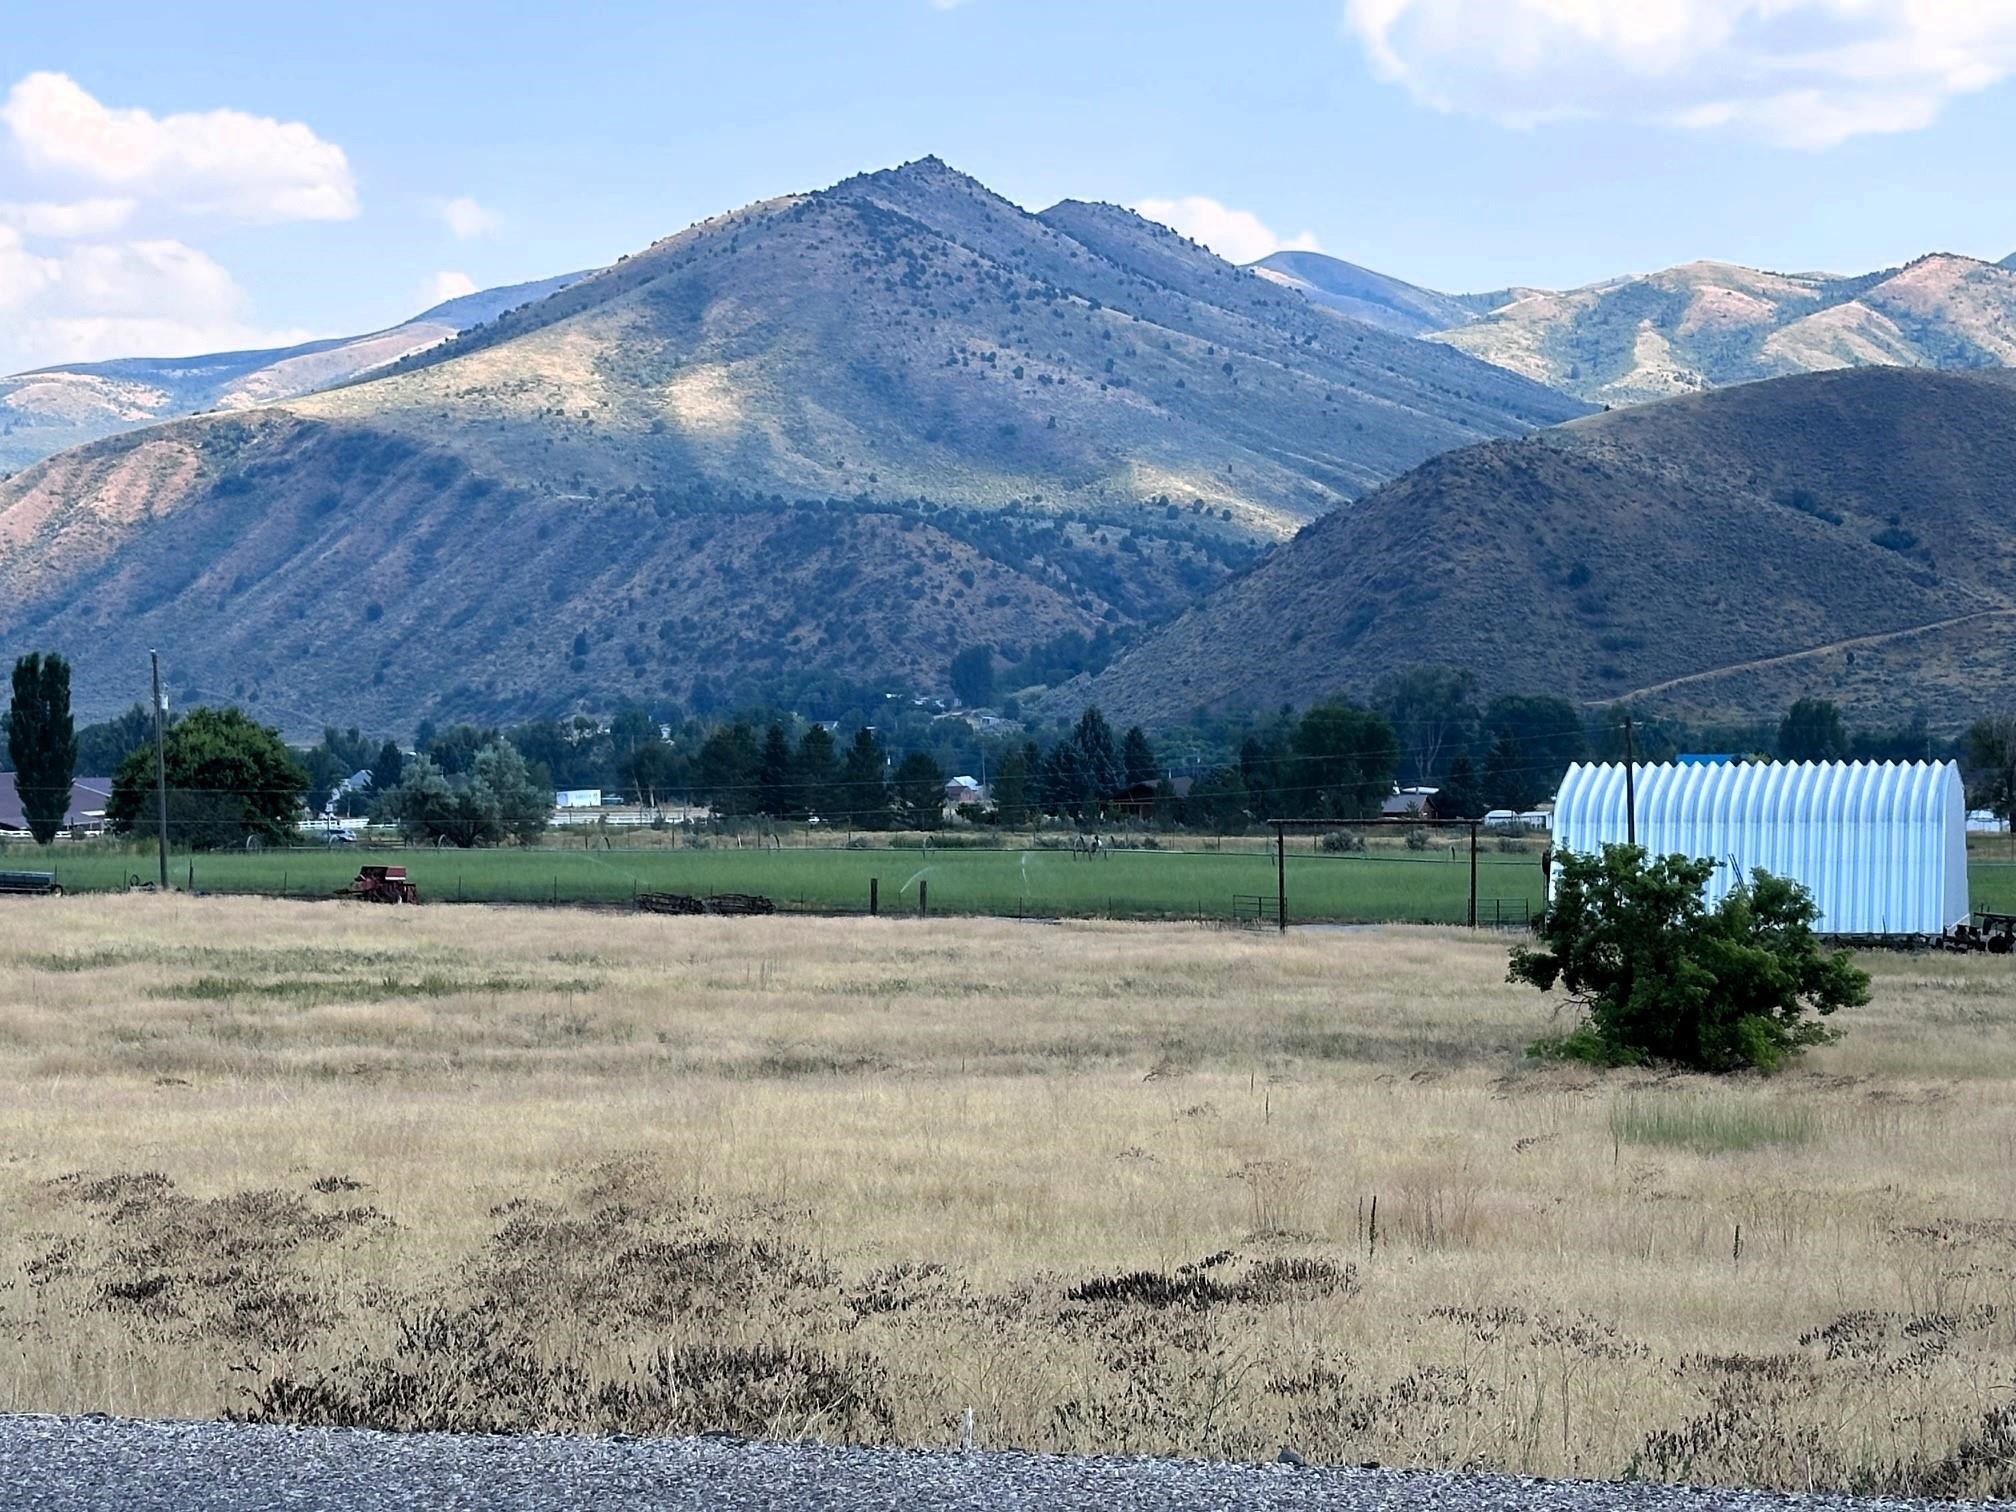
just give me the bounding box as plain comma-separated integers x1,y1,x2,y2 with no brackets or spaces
341,864,420,904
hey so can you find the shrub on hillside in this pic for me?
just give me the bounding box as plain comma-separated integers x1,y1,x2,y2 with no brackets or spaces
1319,830,1365,854
1510,845,1868,1074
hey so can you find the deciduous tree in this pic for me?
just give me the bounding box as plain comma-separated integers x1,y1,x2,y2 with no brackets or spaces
108,706,307,850
1511,845,1868,1073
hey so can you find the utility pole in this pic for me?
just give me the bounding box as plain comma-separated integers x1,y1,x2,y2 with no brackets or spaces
1623,715,1638,848
149,650,170,890
1468,821,1478,929
1275,822,1287,934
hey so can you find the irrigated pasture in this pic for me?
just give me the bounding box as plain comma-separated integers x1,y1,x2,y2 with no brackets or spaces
15,839,1549,923
3,896,2016,1497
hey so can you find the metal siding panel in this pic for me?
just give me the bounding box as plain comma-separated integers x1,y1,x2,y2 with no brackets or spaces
1820,764,1855,932
1880,763,1909,933
1867,763,1898,934
1941,763,1972,929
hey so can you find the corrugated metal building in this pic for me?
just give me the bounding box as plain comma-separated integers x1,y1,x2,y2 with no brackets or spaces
1553,760,1969,936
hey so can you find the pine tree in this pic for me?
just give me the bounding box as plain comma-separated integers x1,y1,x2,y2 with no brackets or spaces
1070,707,1124,809
7,652,78,845
839,727,889,830
370,740,406,799
1436,756,1483,820
756,723,795,817
893,751,946,831
1122,725,1157,787
795,725,839,820
992,744,1031,826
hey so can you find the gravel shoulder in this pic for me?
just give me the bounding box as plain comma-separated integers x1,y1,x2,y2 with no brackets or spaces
1,1414,2005,1511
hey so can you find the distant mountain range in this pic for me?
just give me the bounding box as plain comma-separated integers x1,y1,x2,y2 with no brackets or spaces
1257,248,2016,409
0,158,1581,730
1063,366,2016,732
1249,251,1490,337
0,273,588,473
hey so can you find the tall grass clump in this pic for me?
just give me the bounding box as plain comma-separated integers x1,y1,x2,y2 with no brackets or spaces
1608,1093,1814,1155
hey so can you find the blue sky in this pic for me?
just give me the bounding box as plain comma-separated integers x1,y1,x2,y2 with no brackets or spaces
5,0,2016,372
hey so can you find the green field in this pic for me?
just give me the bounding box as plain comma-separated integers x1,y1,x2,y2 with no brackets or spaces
20,842,1551,925
15,840,2016,926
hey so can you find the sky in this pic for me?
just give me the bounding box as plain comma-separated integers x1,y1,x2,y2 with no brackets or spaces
5,0,2016,374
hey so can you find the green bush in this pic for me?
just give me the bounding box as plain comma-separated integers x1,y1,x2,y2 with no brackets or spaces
1510,844,1869,1074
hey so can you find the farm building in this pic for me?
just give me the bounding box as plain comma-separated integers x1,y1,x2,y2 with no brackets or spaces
1552,760,1969,936
0,774,114,836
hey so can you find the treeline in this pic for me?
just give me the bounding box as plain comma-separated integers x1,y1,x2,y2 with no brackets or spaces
13,650,2016,852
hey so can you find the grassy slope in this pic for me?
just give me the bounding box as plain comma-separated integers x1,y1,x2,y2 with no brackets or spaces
1070,366,2016,730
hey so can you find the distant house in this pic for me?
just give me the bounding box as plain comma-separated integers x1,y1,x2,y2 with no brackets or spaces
944,775,987,807
554,788,603,809
323,769,375,818
1381,786,1439,817
1111,776,1192,820
0,774,115,836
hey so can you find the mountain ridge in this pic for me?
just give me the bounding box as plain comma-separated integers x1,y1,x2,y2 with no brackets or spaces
0,271,588,473
0,157,1584,730
1253,247,2016,408
1061,365,2016,732
1249,250,1486,336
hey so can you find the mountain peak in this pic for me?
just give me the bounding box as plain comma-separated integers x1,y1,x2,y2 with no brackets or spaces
0,156,1583,729
825,154,992,203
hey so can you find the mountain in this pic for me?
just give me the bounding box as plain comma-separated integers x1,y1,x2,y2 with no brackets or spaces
1248,250,1487,336
0,272,588,473
1426,254,2016,407
0,158,1584,730
1064,366,2016,733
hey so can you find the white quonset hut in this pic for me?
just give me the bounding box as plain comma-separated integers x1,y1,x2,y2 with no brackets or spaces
1552,760,1969,936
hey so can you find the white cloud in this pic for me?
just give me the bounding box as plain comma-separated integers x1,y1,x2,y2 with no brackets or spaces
0,226,58,313
0,231,309,372
0,76,351,371
1134,195,1322,264
441,195,499,239
1342,0,2016,147
1,71,357,221
422,270,479,306
0,197,136,237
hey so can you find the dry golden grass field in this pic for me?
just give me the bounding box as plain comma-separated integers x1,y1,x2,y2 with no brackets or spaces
3,895,2016,1496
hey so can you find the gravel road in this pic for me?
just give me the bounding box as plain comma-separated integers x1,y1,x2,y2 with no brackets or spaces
0,1414,2003,1511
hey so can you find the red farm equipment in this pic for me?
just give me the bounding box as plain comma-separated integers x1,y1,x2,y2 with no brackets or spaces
341,864,420,904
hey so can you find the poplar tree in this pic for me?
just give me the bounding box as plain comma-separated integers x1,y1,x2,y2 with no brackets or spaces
7,653,78,845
